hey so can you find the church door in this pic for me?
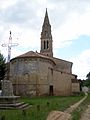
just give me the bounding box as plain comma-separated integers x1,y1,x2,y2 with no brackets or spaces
49,85,53,96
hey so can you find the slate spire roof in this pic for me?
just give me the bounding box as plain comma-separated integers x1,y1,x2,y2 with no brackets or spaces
41,8,52,39
43,8,50,26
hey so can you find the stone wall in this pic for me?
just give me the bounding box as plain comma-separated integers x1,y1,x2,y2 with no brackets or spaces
53,70,75,96
10,57,54,96
72,83,80,93
37,59,53,95
10,56,77,96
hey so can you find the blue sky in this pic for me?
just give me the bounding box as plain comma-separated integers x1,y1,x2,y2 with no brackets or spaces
57,35,90,59
0,0,90,79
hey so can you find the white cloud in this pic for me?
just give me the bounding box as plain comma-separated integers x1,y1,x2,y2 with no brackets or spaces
1,0,90,49
0,24,40,60
53,10,90,48
70,49,90,79
0,0,18,9
0,0,90,79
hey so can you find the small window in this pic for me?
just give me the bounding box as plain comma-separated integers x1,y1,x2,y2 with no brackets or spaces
44,41,46,49
47,41,49,49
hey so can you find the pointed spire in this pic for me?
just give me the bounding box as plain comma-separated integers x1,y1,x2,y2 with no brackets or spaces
40,9,53,57
43,8,50,26
41,9,51,39
45,8,48,18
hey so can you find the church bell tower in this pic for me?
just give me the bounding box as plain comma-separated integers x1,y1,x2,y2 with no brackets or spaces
40,9,53,57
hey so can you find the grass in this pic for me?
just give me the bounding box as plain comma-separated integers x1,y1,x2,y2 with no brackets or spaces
0,95,83,120
72,93,90,120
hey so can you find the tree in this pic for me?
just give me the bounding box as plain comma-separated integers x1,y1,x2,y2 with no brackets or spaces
86,72,90,80
0,53,6,80
83,80,90,87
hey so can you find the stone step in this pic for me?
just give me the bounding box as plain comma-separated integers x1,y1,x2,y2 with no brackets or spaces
22,105,31,110
0,102,24,107
0,106,14,109
16,103,32,110
0,95,31,110
0,102,31,110
17,103,30,109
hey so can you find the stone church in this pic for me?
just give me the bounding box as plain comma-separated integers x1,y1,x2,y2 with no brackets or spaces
10,9,80,96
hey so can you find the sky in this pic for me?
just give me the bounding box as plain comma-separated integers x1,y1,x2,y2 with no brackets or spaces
0,0,90,79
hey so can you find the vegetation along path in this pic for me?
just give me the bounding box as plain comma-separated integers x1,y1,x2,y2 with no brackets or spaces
47,93,88,120
80,105,90,120
65,93,88,114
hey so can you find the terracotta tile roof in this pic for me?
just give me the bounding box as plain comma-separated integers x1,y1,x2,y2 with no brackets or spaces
16,51,39,57
11,51,55,64
52,57,73,64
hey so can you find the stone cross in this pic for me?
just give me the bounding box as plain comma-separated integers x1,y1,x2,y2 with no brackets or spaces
2,31,18,80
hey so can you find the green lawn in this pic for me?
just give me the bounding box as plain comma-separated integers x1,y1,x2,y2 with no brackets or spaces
0,95,83,120
72,93,90,120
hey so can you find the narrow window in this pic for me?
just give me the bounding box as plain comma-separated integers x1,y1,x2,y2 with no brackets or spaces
44,41,46,49
47,41,49,49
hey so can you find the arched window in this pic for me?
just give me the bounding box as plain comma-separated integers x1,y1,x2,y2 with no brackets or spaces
44,41,46,49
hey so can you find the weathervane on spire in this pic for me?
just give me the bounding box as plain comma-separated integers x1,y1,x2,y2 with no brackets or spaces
1,31,18,80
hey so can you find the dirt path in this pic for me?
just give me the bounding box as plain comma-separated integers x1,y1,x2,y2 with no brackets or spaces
47,93,88,120
65,93,88,114
80,105,90,120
